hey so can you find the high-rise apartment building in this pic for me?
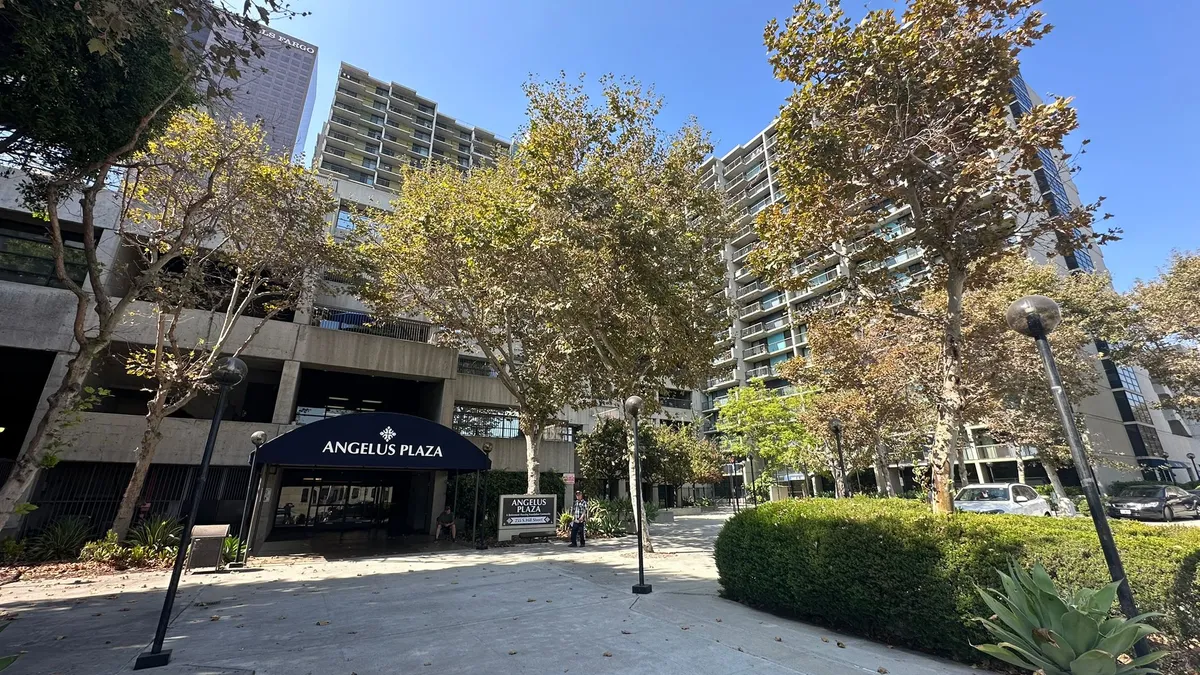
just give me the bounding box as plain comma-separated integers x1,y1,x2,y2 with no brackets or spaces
701,76,1200,492
193,24,319,157
313,63,511,190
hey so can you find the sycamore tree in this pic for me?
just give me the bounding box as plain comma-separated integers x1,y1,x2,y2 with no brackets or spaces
780,309,934,497
750,0,1109,512
648,423,722,502
510,75,732,551
358,160,589,495
1122,251,1200,418
0,0,310,532
108,116,338,539
715,381,821,497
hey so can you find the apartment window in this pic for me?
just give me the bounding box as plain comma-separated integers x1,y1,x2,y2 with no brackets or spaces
335,208,354,230
365,129,382,140
417,103,434,114
1141,426,1165,456
369,114,384,125
375,86,389,96
745,161,763,180
360,159,375,170
331,115,355,127
458,157,470,168
543,425,576,443
411,144,429,157
380,163,394,173
372,101,386,111
459,143,471,153
0,225,88,287
1071,247,1095,273
414,130,431,142
1117,365,1141,393
376,177,391,188
1126,392,1153,425
457,356,498,377
415,116,433,129
453,405,520,439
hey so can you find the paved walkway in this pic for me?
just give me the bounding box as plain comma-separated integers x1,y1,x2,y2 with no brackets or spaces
0,512,983,675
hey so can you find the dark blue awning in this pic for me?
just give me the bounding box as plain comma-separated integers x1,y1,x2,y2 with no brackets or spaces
255,412,491,471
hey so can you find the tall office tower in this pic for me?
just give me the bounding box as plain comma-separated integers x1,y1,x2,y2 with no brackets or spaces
701,76,1200,491
313,63,511,190
193,24,319,157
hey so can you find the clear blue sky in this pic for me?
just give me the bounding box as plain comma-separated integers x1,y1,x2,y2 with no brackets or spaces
274,0,1197,291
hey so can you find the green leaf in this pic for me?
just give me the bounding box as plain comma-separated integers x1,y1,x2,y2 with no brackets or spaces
995,641,1068,674
1089,581,1122,615
1060,609,1100,655
1038,631,1078,670
13,502,37,516
86,37,106,54
0,654,20,671
978,588,1035,637
1070,649,1118,675
1094,623,1145,658
974,644,1041,672
1121,649,1170,669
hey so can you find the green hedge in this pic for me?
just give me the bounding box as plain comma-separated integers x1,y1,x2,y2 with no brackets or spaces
714,498,1200,674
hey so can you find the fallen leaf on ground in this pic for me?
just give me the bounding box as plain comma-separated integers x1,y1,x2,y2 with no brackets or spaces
316,621,329,626
508,650,517,655
715,618,722,622
878,669,889,674
680,626,689,630
55,635,66,640
527,598,536,602
602,652,612,657
775,637,782,642
209,616,219,621
836,641,846,648
621,630,631,635
820,637,829,643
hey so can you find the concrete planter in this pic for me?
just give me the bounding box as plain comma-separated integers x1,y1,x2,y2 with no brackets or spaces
651,511,675,524
667,507,702,516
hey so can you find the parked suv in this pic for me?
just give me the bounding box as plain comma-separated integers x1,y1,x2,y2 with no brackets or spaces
1107,484,1199,522
953,483,1052,516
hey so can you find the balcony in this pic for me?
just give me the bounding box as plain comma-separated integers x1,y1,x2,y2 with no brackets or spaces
661,395,693,409
961,444,1039,462
739,295,784,320
732,241,760,262
886,247,924,268
310,305,432,342
457,356,499,377
707,371,736,389
743,344,768,359
713,327,733,344
794,291,846,316
736,278,771,300
714,347,736,365
746,364,776,380
703,395,729,411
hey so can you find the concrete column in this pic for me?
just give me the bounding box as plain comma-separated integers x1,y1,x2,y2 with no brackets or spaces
438,379,456,427
429,470,448,535
18,351,73,458
977,462,993,483
271,360,302,425
888,467,903,495
251,466,282,550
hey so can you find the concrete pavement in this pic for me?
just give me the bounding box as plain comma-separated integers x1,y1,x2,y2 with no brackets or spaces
0,512,984,675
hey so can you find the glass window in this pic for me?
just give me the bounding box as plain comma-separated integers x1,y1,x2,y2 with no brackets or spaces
1115,485,1164,498
0,226,88,287
453,405,520,439
1118,365,1141,393
956,487,1009,501
1141,426,1165,456
1126,392,1153,425
335,209,354,230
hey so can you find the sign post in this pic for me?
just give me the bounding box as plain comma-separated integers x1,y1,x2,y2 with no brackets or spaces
497,494,558,542
563,473,575,513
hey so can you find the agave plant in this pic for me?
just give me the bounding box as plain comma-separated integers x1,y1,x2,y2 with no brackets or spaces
975,562,1169,675
29,516,92,561
127,515,182,553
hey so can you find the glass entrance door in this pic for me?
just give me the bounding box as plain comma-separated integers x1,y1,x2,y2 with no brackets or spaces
272,469,396,539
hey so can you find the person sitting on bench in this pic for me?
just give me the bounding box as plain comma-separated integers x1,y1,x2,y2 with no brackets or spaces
435,506,456,541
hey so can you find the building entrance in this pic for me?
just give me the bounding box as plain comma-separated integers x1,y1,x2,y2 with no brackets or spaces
269,468,433,541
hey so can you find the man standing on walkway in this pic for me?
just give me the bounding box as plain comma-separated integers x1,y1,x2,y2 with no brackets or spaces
568,490,588,547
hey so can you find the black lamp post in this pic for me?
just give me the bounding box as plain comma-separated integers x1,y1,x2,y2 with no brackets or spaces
1189,453,1198,483
1006,295,1148,658
625,396,652,595
475,442,492,550
829,417,848,498
135,357,247,670
229,430,266,569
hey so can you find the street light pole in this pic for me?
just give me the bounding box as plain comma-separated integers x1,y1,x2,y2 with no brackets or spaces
1189,453,1198,483
1006,296,1148,658
229,430,266,569
830,418,847,498
476,442,492,550
136,357,247,670
626,396,652,595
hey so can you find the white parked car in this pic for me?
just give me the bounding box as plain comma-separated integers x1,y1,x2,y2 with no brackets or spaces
954,483,1052,516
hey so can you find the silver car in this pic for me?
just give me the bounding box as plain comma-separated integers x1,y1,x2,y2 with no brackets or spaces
954,483,1053,516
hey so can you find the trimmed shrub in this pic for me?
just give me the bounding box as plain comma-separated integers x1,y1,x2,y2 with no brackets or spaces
714,498,1200,675
29,516,91,561
127,515,181,553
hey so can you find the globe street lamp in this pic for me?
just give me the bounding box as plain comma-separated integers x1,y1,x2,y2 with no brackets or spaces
136,356,247,670
829,417,848,498
625,396,652,595
229,430,267,569
1006,295,1148,657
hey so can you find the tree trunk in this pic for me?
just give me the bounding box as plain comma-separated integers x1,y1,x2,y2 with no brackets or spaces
955,438,971,488
825,448,845,499
1042,458,1069,501
111,392,170,539
1016,455,1027,484
928,266,967,514
624,417,653,553
798,463,812,498
874,439,895,497
523,422,543,495
0,344,100,532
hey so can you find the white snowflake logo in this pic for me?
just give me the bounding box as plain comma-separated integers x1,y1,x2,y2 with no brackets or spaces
379,426,396,442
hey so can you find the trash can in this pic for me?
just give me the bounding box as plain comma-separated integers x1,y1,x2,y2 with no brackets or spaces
187,524,230,572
